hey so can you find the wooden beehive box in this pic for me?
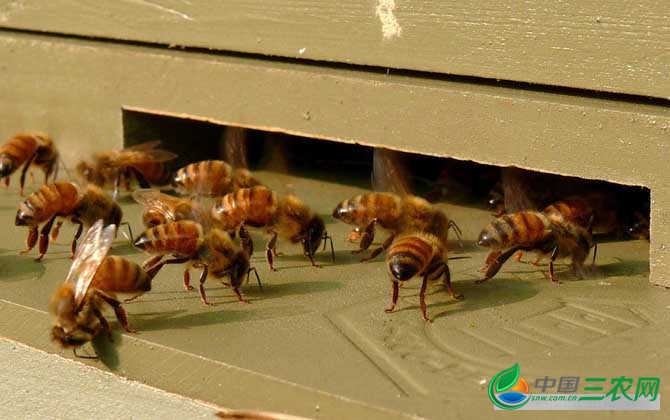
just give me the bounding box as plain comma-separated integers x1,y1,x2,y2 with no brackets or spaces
0,2,667,418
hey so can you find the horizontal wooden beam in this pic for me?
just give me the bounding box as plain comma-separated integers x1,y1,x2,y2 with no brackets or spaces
0,1,668,98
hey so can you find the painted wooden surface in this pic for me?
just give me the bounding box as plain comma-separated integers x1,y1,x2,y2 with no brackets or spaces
0,1,668,98
0,31,667,287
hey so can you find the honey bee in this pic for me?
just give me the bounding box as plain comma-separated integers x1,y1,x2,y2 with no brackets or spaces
0,132,59,196
384,232,463,322
132,189,206,228
173,160,261,196
332,193,463,262
476,211,594,283
133,220,261,305
76,141,177,200
15,181,122,260
210,186,334,271
49,220,164,357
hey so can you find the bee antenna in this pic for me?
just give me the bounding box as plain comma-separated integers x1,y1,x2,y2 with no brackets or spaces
322,232,335,262
247,267,262,290
449,220,464,249
59,156,72,181
118,222,134,244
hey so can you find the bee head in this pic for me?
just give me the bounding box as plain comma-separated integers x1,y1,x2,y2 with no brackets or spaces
388,255,419,281
303,216,325,257
215,251,250,288
0,154,14,178
50,326,90,349
76,160,95,182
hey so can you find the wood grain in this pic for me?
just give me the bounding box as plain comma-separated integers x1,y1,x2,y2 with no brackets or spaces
0,1,668,98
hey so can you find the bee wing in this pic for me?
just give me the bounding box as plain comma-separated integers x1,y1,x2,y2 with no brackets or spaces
140,149,178,163
132,189,178,221
122,140,163,151
371,148,411,196
65,220,115,309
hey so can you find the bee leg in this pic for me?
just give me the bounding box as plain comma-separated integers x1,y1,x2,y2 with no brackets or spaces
548,245,560,283
419,275,432,322
352,218,377,255
93,307,113,342
123,293,145,304
265,231,279,271
36,214,59,261
29,171,35,185
2,176,8,188
51,219,64,241
19,227,38,254
99,294,137,334
239,224,254,257
591,242,598,268
18,153,37,196
514,251,524,263
70,218,84,258
233,286,249,304
361,232,395,262
129,167,150,189
385,281,400,314
322,232,335,262
183,268,194,291
475,246,520,283
196,264,215,306
448,220,464,249
113,173,121,201
443,264,464,300
247,267,262,290
303,243,322,268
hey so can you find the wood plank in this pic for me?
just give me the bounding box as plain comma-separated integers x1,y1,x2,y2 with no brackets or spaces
0,1,669,98
0,32,667,287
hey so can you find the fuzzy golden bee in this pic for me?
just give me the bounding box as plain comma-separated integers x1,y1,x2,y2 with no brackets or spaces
0,132,58,196
133,220,261,305
332,192,462,262
477,210,594,283
132,189,206,228
210,185,333,271
15,181,122,260
384,232,463,322
50,221,164,357
173,160,260,196
76,141,177,200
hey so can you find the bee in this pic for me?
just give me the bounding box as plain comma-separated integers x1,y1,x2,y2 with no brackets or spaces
132,189,206,228
384,232,463,322
133,220,261,305
15,181,122,260
173,160,260,196
0,132,59,196
476,211,594,283
210,186,334,271
49,220,164,357
332,193,463,262
76,141,177,200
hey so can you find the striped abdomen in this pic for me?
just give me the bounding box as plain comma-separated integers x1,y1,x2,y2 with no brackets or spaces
332,193,402,228
0,134,39,173
131,160,172,185
386,235,436,281
91,256,151,293
15,182,80,226
211,186,277,231
134,220,204,257
174,160,233,195
478,211,552,249
543,198,593,228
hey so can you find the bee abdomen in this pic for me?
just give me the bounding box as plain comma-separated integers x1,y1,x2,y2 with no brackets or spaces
92,256,149,293
212,186,276,229
17,181,80,224
482,211,550,248
174,160,233,195
387,236,433,266
135,220,203,256
0,134,39,163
